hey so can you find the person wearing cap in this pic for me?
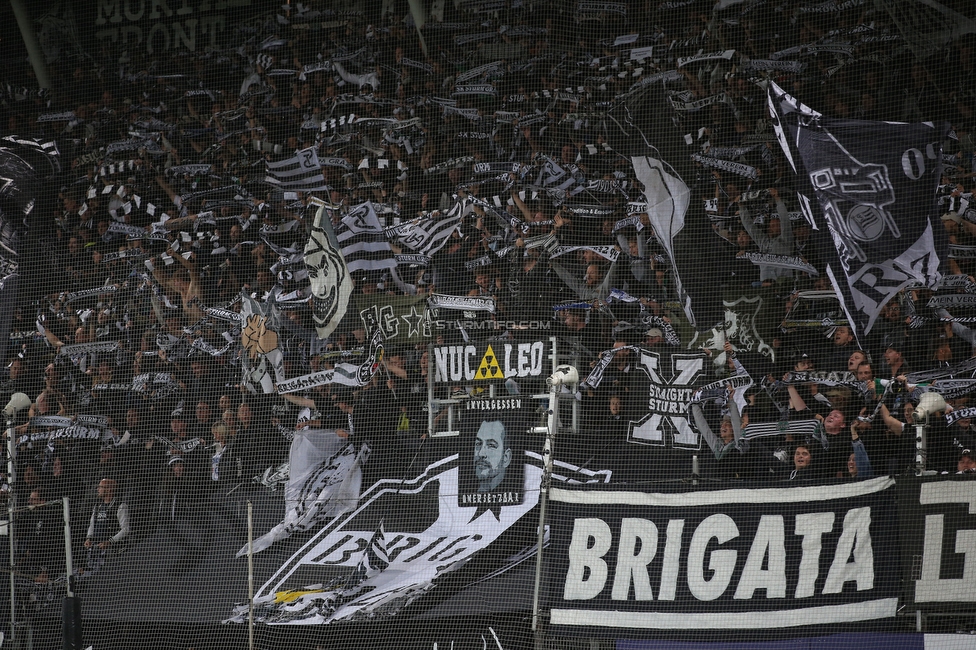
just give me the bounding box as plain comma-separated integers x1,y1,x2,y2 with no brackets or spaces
167,412,208,479
644,327,665,347
158,455,208,574
882,339,912,381
958,449,976,474
18,488,64,584
786,352,819,412
575,309,614,369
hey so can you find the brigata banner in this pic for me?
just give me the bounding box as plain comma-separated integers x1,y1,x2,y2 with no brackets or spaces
897,478,976,611
546,477,900,634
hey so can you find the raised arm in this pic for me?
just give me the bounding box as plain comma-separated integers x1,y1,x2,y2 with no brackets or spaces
879,403,906,437
850,422,875,478
738,203,766,249
770,187,793,248
510,187,533,222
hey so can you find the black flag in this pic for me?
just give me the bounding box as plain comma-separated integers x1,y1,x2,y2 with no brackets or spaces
767,82,949,337
0,136,61,364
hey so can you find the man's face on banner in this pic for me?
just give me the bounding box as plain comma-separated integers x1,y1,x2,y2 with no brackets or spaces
474,420,512,492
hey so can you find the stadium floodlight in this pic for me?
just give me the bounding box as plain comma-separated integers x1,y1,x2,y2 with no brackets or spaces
913,390,947,475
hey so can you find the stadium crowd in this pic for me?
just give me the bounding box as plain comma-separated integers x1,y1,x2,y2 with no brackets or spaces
2,0,976,588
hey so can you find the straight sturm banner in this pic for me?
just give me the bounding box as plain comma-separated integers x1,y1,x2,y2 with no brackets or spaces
545,477,900,634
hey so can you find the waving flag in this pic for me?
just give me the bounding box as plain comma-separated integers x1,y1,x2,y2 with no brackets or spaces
238,429,365,556
265,146,331,194
632,156,711,329
304,198,353,339
394,198,466,257
239,293,287,394
0,136,61,365
767,81,949,337
337,201,398,274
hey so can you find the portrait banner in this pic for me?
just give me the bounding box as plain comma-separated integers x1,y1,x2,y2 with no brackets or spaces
457,400,530,510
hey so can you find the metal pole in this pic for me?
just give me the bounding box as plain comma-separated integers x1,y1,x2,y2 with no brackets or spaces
7,416,17,645
10,0,52,90
427,343,434,437
531,376,559,635
914,422,927,476
63,496,83,650
63,497,73,594
247,500,254,650
532,364,577,638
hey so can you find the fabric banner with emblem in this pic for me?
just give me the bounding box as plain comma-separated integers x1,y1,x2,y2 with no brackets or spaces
238,430,365,556
337,202,398,274
684,287,781,371
767,81,949,338
304,198,354,340
354,293,431,345
623,350,707,451
391,198,466,257
226,417,612,625
264,146,331,194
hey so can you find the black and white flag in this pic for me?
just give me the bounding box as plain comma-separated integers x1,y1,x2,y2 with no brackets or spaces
767,81,949,337
265,146,331,194
393,198,466,257
632,156,722,330
240,431,365,555
304,198,353,340
337,202,398,274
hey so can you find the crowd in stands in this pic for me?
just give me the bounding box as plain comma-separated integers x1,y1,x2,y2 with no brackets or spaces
3,0,976,587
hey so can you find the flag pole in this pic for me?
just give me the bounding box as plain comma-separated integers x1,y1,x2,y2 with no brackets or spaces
10,0,51,91
247,500,254,650
4,393,30,645
63,496,83,650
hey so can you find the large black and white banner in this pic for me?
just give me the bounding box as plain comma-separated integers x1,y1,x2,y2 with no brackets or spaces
767,82,949,337
898,478,976,611
685,288,780,370
230,452,544,625
546,477,900,633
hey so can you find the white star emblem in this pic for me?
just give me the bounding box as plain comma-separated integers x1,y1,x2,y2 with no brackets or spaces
400,304,426,338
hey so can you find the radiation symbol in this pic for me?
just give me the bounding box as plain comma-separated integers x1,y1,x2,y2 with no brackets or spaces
475,344,503,380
